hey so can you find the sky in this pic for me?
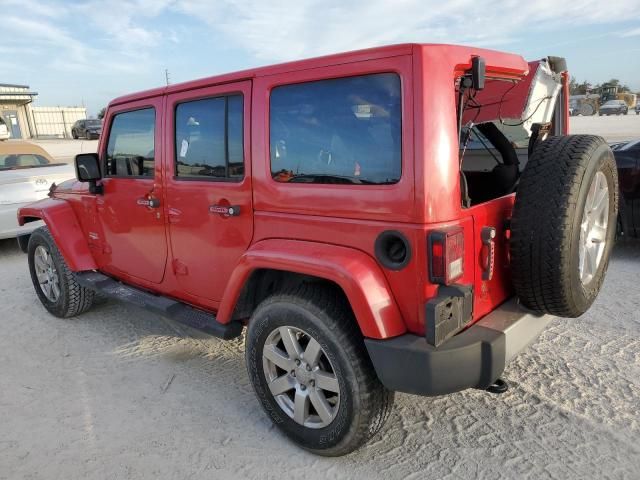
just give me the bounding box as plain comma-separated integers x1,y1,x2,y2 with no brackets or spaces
2,0,640,116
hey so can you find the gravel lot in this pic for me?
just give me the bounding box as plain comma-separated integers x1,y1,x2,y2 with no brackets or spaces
570,113,640,142
1,114,638,479
1,239,639,479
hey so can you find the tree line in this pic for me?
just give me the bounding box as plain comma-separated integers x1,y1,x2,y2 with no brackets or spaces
569,77,638,96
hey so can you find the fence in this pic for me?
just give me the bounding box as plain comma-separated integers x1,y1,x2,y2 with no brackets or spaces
30,107,87,139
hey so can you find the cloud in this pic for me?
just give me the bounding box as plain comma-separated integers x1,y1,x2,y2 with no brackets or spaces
2,0,64,18
172,0,640,61
619,27,640,37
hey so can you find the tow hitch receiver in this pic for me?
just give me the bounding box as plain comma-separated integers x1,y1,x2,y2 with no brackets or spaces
486,378,509,394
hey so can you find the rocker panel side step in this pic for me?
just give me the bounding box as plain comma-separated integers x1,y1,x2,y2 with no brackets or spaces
75,271,242,339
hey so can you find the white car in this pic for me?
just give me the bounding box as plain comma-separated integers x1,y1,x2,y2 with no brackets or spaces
0,116,10,141
0,141,75,239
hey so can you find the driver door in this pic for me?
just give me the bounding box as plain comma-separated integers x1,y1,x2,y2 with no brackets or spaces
96,98,168,283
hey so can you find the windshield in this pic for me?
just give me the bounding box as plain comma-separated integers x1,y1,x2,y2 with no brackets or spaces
86,120,102,126
0,153,63,170
619,139,640,151
603,101,622,106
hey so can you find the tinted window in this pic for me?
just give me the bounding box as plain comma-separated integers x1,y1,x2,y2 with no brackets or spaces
270,73,401,185
175,94,244,180
105,108,155,177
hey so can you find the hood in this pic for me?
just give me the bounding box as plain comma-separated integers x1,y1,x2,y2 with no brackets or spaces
0,163,76,205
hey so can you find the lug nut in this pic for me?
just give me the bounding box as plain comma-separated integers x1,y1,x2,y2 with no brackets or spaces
295,359,301,366
306,364,311,371
310,380,315,387
300,385,307,391
291,371,296,377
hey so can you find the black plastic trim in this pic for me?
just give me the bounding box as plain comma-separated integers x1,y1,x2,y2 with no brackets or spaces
365,327,506,396
374,230,411,271
75,271,242,339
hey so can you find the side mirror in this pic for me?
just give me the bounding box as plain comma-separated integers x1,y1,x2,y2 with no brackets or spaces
75,153,102,194
471,56,485,91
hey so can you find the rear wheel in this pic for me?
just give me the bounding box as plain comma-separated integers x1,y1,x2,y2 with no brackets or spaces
245,284,393,456
71,129,78,139
511,135,618,317
28,227,95,317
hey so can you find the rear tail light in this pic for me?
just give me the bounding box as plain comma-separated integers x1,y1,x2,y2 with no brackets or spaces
428,228,464,285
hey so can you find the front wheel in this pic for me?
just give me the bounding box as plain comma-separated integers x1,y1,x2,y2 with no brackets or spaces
245,284,393,456
28,227,95,317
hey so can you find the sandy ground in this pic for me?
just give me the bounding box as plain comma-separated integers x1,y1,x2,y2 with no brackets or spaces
570,113,640,142
0,238,639,479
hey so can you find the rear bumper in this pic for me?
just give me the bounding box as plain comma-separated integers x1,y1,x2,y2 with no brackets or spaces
364,298,552,396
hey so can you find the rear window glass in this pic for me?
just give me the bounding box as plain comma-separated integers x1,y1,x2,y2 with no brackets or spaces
0,154,53,170
105,108,155,177
270,73,402,185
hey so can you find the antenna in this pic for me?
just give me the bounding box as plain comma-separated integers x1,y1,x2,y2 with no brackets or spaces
165,69,171,86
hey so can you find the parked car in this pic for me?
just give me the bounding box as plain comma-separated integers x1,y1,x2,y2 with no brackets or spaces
611,139,640,237
0,115,10,141
18,44,617,456
0,142,74,240
71,119,102,139
599,99,628,115
635,103,640,115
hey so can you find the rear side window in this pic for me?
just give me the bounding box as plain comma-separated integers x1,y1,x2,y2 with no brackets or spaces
105,108,155,177
174,94,244,180
270,73,402,185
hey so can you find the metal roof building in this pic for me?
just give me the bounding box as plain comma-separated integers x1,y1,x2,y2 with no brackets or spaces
0,83,87,139
0,83,38,139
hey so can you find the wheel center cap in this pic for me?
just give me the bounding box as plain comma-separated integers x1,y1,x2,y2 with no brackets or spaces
295,365,312,385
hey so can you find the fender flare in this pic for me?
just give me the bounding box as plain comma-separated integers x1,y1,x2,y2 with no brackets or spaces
217,239,406,339
18,198,97,271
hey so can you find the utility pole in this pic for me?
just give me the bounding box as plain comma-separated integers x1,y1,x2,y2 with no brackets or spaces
165,69,171,86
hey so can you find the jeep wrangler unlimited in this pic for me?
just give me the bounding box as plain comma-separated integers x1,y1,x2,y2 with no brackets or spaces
18,44,617,456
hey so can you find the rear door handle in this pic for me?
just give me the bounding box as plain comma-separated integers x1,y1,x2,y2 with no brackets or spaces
137,197,161,209
481,226,496,281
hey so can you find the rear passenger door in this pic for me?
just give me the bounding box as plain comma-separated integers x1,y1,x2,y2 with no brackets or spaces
164,81,253,302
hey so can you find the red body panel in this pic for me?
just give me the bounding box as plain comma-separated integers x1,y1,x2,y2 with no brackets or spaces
18,198,97,271
18,44,568,340
217,239,406,339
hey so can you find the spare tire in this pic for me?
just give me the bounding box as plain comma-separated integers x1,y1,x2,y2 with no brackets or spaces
579,103,595,116
510,135,618,317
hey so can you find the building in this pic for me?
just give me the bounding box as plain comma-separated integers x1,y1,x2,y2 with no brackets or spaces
0,83,37,139
0,83,87,139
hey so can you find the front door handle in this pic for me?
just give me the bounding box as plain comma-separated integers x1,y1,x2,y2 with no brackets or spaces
209,205,241,216
137,197,161,209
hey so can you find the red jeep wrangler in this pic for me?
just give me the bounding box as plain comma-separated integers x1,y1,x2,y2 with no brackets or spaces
18,44,617,456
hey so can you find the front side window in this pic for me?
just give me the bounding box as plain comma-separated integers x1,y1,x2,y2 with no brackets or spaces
174,94,244,180
270,73,402,185
105,108,155,177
